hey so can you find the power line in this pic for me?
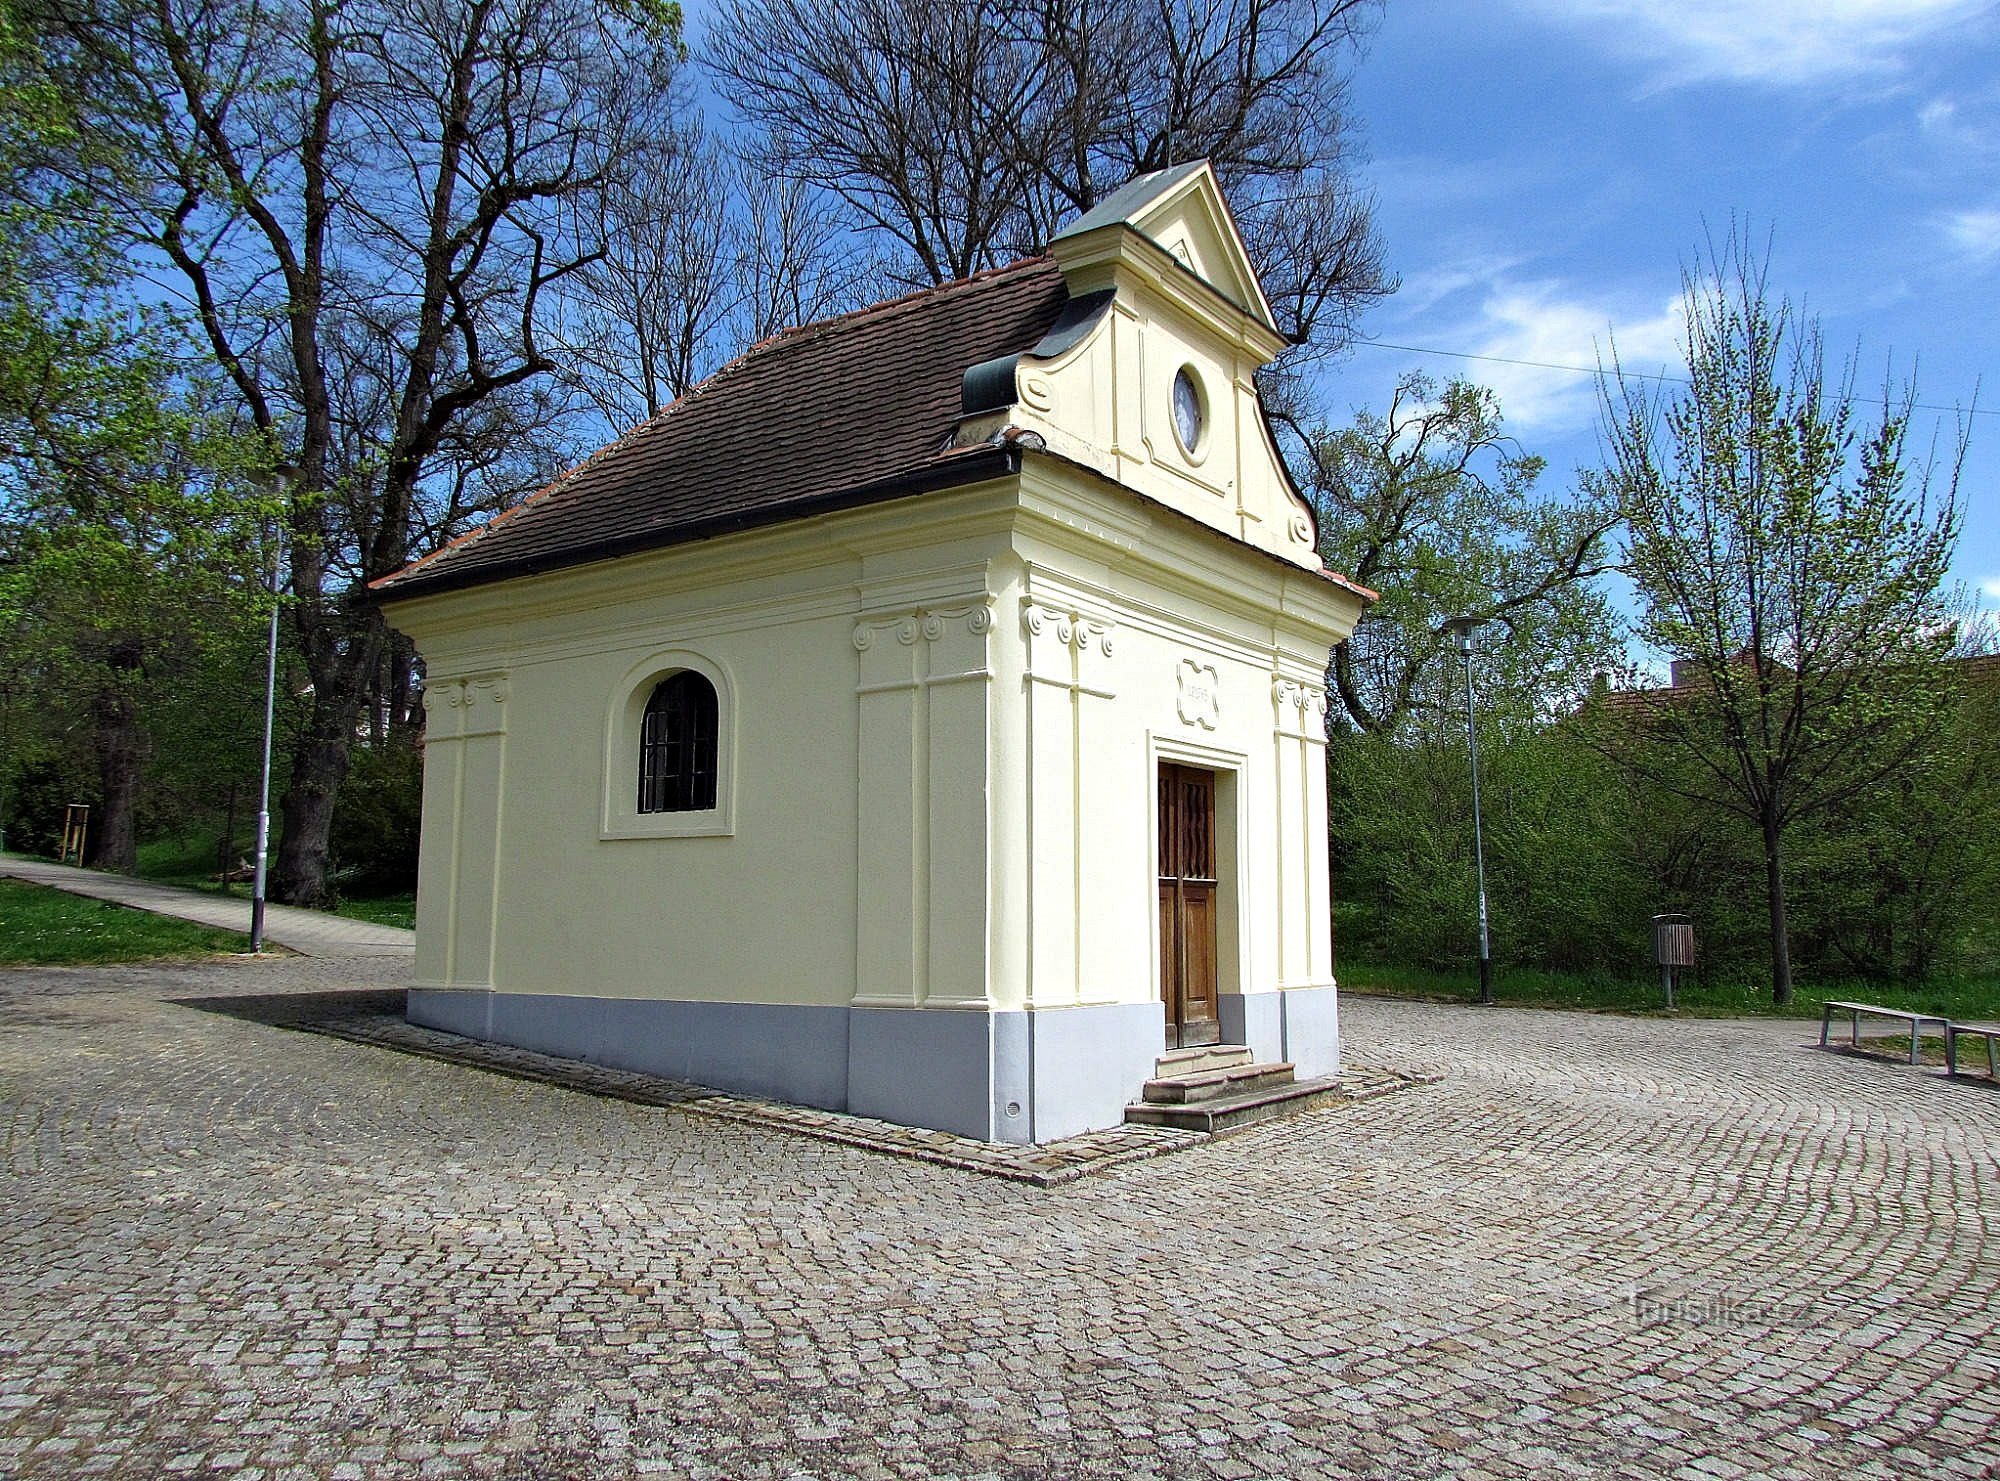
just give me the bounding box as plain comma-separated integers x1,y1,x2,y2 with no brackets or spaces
1350,337,1997,420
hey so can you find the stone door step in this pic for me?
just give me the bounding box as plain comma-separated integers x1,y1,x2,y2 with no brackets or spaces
1124,1076,1346,1135
1154,1043,1253,1078
1141,1061,1298,1104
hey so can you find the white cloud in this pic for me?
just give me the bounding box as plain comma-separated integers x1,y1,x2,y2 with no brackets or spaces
1512,0,1990,88
1393,250,1535,317
1942,207,2000,263
1440,283,1684,437
1983,576,2000,601
1916,89,2000,159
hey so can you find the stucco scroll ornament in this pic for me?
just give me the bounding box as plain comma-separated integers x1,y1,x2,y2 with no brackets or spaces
425,672,510,736
854,603,993,650
1176,659,1221,730
852,614,919,651
460,674,510,708
922,603,995,641
1272,677,1327,722
1022,602,1114,657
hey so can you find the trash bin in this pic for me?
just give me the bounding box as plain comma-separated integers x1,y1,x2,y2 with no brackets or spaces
1653,912,1694,1010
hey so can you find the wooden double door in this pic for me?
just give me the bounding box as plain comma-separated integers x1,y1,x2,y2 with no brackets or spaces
1158,763,1220,1048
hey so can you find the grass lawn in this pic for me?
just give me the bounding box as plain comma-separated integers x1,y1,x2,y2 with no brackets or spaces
0,879,247,966
329,894,415,930
1340,957,2000,1025
133,830,241,891
134,831,415,930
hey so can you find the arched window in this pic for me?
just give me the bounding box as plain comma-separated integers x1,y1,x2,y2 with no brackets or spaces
638,671,719,813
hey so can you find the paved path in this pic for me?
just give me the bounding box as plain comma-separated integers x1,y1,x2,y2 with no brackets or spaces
2,955,1996,1479
0,853,414,957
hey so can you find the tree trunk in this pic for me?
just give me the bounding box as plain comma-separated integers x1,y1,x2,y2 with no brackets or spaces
273,691,356,908
1761,808,1793,1006
272,602,384,908
85,642,145,873
388,631,419,738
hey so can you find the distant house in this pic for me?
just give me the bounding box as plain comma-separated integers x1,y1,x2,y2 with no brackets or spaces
372,163,1372,1144
1598,650,2000,715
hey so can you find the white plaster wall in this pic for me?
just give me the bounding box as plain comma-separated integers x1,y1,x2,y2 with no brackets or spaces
991,481,1344,1020
394,492,1022,1013
391,467,1357,1025
494,610,861,1004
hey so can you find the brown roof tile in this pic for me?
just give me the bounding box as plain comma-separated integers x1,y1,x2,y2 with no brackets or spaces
374,257,1071,599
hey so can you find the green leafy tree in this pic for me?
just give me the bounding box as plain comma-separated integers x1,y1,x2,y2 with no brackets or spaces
1785,643,2000,982
1288,372,1624,735
45,0,687,904
1595,235,1964,1004
0,0,273,870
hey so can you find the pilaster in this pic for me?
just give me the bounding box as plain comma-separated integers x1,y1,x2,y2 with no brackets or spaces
1022,597,1118,1006
416,672,510,989
852,601,995,1007
1272,673,1332,987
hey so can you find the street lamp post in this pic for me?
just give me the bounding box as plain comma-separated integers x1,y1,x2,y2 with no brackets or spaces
1447,617,1494,1005
249,532,281,954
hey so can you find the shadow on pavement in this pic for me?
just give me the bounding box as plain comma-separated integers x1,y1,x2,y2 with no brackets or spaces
172,987,407,1028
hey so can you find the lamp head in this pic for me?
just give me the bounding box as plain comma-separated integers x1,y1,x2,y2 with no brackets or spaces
1445,615,1487,657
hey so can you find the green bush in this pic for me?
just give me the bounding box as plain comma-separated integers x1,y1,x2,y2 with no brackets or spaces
3,756,83,858
329,737,422,897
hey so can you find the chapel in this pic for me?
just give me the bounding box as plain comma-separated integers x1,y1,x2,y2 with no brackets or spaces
373,161,1372,1143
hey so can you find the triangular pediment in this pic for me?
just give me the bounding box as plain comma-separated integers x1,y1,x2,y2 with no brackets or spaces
1049,160,1276,334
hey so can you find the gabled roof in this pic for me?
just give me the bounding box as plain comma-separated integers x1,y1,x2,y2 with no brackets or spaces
1049,159,1277,334
1048,160,1210,243
373,258,1070,601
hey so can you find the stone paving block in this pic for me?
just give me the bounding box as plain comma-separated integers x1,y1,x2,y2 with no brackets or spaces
2,954,1997,1478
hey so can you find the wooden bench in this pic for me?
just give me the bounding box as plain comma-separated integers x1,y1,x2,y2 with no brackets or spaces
1944,1021,2000,1080
1818,1001,1951,1066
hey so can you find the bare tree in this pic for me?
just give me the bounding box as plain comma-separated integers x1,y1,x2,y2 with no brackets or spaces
706,0,1391,348
709,0,1046,285
731,155,879,344
558,124,733,427
46,0,684,904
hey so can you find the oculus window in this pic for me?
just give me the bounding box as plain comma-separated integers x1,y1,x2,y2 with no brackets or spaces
1172,367,1205,453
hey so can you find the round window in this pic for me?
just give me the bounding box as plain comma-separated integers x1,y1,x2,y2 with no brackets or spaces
1172,367,1204,453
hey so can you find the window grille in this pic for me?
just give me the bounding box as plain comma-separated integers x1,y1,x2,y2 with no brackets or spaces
637,671,718,813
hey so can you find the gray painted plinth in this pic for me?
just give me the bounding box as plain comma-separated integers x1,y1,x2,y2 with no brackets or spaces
409,988,849,1110
409,988,1165,1145
1278,983,1342,1077
1013,1000,1163,1144
1219,985,1342,1077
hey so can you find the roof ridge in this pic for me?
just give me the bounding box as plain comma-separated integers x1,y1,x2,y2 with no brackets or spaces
764,255,1055,348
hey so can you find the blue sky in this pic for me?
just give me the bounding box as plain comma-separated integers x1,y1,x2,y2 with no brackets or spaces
1326,0,2000,612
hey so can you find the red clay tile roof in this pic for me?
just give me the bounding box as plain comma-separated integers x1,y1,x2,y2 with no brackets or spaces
373,258,1071,599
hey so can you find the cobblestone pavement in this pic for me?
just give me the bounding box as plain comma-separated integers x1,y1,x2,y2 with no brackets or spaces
3,957,1996,1480
291,1001,1433,1185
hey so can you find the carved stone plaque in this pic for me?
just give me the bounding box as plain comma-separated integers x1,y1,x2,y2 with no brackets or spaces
1176,659,1221,730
